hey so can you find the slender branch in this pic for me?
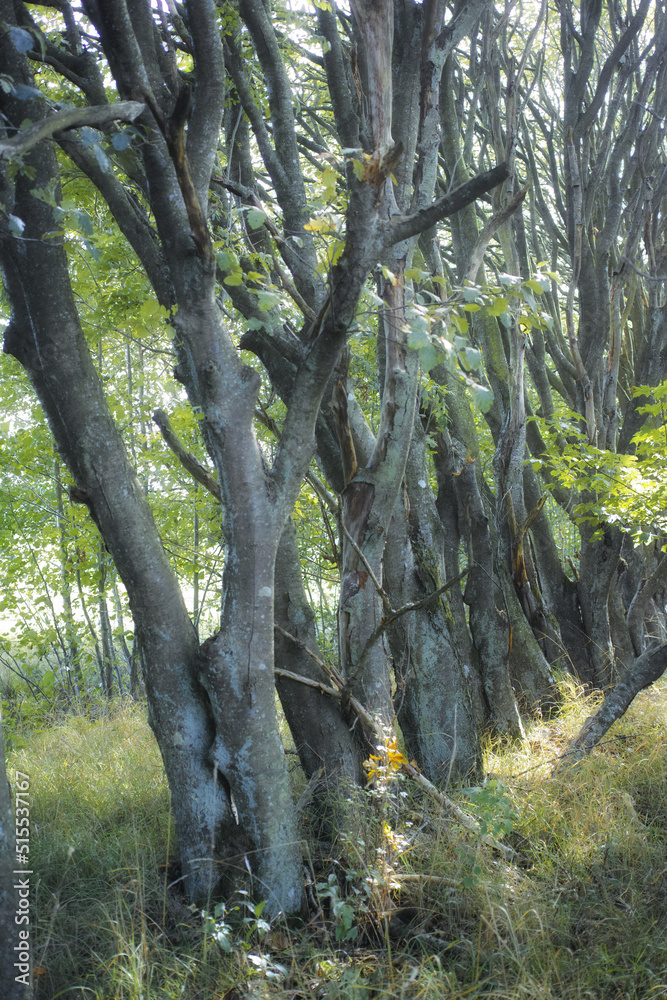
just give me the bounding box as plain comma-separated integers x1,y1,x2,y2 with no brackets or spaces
212,174,285,244
305,470,339,519
274,623,346,688
237,0,306,202
223,36,288,193
573,0,652,141
152,409,221,501
341,519,393,614
399,759,513,856
359,568,469,666
0,100,145,159
58,134,172,307
252,406,338,518
212,174,316,320
316,2,359,151
274,667,341,699
462,188,527,285
435,0,491,57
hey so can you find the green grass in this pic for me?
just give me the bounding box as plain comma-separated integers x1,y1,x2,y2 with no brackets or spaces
5,680,667,1000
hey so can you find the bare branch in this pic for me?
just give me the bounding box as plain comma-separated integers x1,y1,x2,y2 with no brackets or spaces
0,101,144,160
558,643,667,769
385,163,510,247
274,638,511,855
341,519,393,614
274,623,346,689
152,409,221,501
274,667,341,700
462,187,527,284
360,568,470,664
573,0,653,141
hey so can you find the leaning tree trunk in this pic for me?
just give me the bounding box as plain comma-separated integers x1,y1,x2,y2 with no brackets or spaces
560,641,667,768
0,60,236,907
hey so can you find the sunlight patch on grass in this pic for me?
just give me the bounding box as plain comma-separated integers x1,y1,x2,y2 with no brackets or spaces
6,679,667,1000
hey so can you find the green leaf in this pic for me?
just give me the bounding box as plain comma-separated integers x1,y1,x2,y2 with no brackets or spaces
470,382,494,413
451,313,469,335
247,208,266,230
304,217,333,232
320,164,337,202
420,342,446,371
223,271,243,286
9,27,33,53
8,214,25,236
255,290,279,311
111,132,132,151
92,143,111,173
405,268,425,282
407,328,429,350
487,296,509,317
41,669,56,697
461,346,482,370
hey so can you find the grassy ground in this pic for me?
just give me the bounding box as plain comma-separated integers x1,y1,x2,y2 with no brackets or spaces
5,677,667,1000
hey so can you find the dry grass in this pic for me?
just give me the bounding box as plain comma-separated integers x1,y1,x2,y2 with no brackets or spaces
4,677,667,999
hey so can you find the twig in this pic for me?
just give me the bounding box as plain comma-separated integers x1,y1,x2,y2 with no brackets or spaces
153,409,221,501
399,760,513,857
341,520,392,614
274,667,341,699
274,651,513,857
358,568,469,668
274,624,346,689
211,174,316,320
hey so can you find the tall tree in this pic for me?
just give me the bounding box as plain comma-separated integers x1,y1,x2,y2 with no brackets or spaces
0,0,505,913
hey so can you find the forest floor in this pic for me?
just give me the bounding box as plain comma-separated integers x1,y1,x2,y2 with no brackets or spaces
3,674,667,1000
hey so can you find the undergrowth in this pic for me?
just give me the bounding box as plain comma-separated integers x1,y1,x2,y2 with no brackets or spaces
4,676,667,1000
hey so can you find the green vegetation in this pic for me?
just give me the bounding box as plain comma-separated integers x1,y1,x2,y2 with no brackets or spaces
6,684,667,1000
3,0,667,991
